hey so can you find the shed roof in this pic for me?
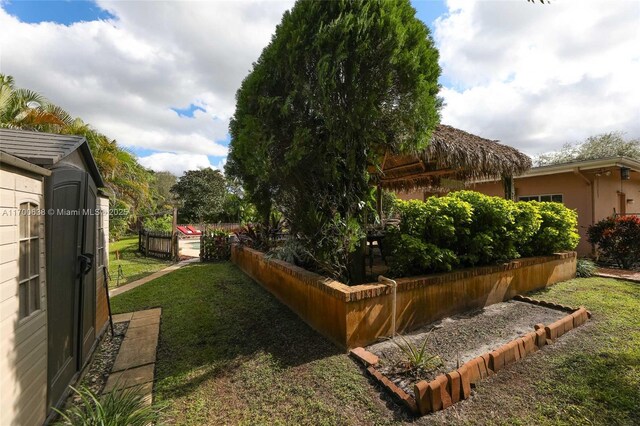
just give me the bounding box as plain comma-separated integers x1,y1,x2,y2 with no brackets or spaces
0,128,104,186
374,125,532,191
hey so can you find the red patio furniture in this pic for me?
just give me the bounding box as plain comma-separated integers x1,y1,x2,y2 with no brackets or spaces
186,225,202,235
176,225,193,235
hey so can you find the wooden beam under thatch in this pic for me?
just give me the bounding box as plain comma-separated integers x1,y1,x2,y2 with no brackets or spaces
376,124,532,192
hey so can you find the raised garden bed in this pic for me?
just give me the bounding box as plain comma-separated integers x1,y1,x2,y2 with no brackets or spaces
231,244,577,349
366,299,568,396
349,296,591,416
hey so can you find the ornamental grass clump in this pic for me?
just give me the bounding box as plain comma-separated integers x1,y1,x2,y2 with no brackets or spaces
390,333,441,374
53,386,162,426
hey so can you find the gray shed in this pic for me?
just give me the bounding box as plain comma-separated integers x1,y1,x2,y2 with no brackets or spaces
0,129,110,424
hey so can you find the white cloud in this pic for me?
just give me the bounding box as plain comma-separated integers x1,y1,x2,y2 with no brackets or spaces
435,0,640,155
138,152,221,176
0,1,293,162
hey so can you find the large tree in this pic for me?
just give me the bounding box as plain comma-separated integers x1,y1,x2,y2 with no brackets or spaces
171,168,226,224
227,0,441,281
537,132,640,166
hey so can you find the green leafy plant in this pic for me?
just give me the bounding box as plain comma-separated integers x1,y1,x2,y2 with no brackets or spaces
234,213,284,252
528,201,580,255
142,214,173,232
588,215,640,269
53,385,162,426
385,230,458,276
390,333,441,372
200,229,231,261
386,191,578,278
576,258,597,278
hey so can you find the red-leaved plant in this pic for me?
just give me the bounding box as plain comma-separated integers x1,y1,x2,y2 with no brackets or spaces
587,215,640,269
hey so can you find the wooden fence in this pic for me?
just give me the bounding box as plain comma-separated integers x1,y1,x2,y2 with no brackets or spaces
139,229,174,259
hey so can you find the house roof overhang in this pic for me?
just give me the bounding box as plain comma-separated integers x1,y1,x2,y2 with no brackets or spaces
474,157,640,183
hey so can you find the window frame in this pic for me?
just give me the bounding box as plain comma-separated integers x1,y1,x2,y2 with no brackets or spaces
518,194,564,203
18,201,41,321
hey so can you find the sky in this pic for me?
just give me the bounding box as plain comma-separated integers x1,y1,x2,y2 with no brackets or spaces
0,0,638,176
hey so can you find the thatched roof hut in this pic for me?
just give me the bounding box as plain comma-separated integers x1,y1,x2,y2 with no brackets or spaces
373,124,532,192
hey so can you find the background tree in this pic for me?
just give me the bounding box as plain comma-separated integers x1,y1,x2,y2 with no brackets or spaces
171,168,226,224
227,0,441,282
0,74,72,132
1,74,155,239
537,132,640,166
149,171,178,211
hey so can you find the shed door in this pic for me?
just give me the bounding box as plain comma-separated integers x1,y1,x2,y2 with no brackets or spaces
46,168,97,408
80,177,97,363
46,168,84,408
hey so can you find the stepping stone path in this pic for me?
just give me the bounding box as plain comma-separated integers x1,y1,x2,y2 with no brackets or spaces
595,267,640,283
103,308,161,405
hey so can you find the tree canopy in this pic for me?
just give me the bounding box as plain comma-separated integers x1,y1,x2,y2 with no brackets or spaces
1,74,156,238
537,132,640,166
171,168,226,224
227,0,441,281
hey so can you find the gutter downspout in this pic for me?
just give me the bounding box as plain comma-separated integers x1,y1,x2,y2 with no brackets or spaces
378,275,397,337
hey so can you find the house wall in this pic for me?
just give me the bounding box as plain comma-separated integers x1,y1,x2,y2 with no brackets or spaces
95,195,110,333
468,167,640,256
0,164,48,426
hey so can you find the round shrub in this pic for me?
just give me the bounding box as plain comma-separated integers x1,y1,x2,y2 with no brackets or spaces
588,215,640,269
528,201,580,255
386,191,579,278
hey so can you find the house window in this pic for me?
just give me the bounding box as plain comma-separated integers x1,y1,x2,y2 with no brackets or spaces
97,210,105,267
519,194,563,203
18,202,40,320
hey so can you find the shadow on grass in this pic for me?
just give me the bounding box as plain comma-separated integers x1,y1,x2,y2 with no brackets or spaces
110,262,343,397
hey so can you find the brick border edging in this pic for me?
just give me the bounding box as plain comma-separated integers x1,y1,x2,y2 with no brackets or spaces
349,347,419,414
350,297,591,417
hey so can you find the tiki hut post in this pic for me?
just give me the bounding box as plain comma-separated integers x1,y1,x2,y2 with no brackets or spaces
376,183,383,220
502,175,515,200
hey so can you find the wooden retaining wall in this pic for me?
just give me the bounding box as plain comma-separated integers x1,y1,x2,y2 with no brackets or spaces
231,245,577,349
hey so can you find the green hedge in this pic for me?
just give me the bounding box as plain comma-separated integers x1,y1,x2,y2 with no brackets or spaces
385,191,578,277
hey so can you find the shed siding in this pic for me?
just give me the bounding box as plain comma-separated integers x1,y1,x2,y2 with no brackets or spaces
0,165,47,426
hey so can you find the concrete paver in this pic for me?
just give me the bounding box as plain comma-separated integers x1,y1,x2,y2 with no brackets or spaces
102,308,162,407
103,364,155,393
596,267,640,283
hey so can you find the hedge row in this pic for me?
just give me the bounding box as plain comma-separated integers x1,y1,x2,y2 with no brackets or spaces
384,191,579,277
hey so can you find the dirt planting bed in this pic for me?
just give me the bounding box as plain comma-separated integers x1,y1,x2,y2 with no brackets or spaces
365,300,567,396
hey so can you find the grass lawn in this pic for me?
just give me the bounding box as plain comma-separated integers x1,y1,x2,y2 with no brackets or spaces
108,236,171,288
111,265,639,425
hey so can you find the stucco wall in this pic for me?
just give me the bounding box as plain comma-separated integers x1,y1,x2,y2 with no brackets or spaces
0,164,48,426
231,245,577,349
